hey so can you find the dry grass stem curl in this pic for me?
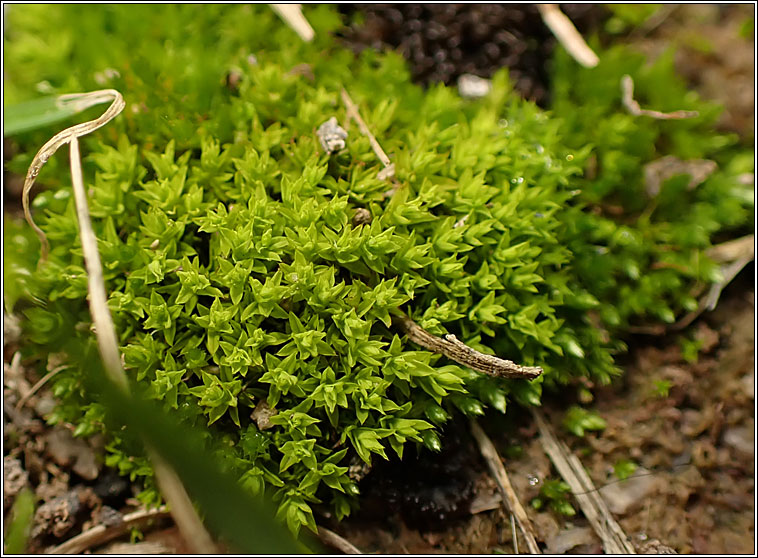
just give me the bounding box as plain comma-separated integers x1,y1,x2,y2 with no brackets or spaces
22,89,125,262
621,74,699,120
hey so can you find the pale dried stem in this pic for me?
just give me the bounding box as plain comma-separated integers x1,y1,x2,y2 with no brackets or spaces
532,409,636,554
470,419,541,554
538,4,599,68
15,365,66,411
706,234,755,263
26,90,217,554
22,89,125,262
270,4,315,42
317,526,363,554
150,451,218,554
69,136,127,390
621,74,699,120
629,5,679,38
340,88,395,179
394,314,543,380
48,506,171,554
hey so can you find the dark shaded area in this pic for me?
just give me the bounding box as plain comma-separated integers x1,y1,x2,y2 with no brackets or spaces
357,419,481,531
337,4,609,104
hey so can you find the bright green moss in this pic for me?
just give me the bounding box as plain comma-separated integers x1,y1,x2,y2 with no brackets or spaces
4,5,752,535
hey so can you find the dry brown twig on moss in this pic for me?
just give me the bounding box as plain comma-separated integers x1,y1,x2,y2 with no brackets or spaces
22,89,217,554
394,314,543,380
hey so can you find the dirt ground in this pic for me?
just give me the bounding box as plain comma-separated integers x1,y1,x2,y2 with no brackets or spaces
3,4,754,555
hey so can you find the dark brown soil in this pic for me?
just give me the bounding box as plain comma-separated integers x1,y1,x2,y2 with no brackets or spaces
337,3,609,105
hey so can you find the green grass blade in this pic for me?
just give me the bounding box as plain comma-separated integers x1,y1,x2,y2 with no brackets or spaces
4,489,36,554
3,96,84,136
77,346,306,555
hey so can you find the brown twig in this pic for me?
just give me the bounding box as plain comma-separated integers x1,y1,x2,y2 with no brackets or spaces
340,88,395,179
537,4,599,68
393,314,543,380
317,526,363,554
48,506,171,554
621,74,699,120
531,409,636,554
470,419,541,554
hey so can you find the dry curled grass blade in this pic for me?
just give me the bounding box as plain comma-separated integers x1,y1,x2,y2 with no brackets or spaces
24,90,217,554
22,89,125,262
621,74,699,120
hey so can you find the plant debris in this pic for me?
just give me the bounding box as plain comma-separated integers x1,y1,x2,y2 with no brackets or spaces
316,117,348,154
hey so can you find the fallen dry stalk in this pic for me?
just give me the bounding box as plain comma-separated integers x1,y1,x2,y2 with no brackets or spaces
538,4,599,68
49,506,171,554
15,365,67,411
270,4,315,42
340,87,395,180
470,419,541,554
706,234,755,264
532,409,636,554
69,136,127,390
25,89,217,554
317,526,363,554
621,74,699,120
394,314,543,380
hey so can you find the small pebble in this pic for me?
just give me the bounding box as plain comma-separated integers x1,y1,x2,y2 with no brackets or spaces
317,117,348,154
457,74,492,99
